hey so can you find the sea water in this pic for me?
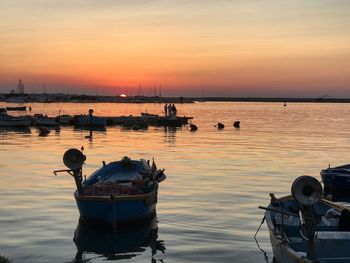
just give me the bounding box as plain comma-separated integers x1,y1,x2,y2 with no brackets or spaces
1,102,350,263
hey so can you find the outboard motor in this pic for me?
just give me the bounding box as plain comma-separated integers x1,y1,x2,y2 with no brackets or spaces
291,176,322,240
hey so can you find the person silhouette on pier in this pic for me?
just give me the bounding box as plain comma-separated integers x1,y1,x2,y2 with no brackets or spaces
171,104,177,116
164,104,168,116
167,104,173,116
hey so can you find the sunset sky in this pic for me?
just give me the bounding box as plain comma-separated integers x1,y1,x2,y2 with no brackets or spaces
1,0,349,97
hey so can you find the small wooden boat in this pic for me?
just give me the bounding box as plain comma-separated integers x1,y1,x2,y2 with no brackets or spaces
54,149,166,225
6,106,26,111
321,164,350,200
260,176,350,263
0,114,30,127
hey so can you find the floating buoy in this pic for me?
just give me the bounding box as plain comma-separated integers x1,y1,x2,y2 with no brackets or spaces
215,122,225,129
38,126,50,136
233,121,240,128
190,124,198,132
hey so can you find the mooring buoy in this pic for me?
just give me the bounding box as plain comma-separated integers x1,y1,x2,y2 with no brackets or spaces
233,121,240,128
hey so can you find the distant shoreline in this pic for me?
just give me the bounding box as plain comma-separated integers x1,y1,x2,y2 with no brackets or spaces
1,93,350,103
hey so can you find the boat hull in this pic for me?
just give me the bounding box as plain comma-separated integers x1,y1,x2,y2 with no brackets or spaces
269,229,312,263
0,118,30,127
321,165,350,200
35,118,59,126
6,106,26,111
76,116,106,127
265,195,350,263
75,187,158,225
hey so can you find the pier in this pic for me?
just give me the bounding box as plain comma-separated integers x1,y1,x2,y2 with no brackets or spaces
27,113,193,128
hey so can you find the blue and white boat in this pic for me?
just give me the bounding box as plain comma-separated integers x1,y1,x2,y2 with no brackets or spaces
259,176,350,263
321,164,350,200
54,149,166,225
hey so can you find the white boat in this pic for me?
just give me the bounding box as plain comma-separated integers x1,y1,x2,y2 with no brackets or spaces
0,114,30,127
260,176,350,263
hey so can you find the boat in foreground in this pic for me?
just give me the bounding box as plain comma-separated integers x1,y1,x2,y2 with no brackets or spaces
260,176,350,263
321,164,350,200
54,148,166,225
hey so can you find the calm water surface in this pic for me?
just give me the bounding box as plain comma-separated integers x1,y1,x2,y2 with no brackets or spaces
1,102,350,263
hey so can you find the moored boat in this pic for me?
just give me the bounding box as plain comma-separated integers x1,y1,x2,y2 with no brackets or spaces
0,114,30,127
259,176,350,263
75,115,107,127
56,114,74,125
6,106,26,111
321,164,350,200
54,148,166,225
33,114,59,126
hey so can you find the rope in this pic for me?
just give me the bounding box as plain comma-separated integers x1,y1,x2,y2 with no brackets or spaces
254,215,269,263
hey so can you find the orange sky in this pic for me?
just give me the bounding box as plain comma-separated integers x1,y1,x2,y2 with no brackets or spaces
1,0,350,96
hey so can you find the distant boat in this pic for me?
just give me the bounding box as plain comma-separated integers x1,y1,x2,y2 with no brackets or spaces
6,106,26,111
34,114,59,126
56,114,74,125
75,115,107,127
0,114,30,127
260,176,350,263
321,164,350,200
54,149,166,225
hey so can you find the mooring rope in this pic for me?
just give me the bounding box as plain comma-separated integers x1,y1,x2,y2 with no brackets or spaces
254,215,269,263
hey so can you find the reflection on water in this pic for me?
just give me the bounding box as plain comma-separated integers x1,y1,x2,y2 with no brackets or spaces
1,102,350,262
73,127,107,143
74,127,107,133
72,214,165,263
162,126,178,145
